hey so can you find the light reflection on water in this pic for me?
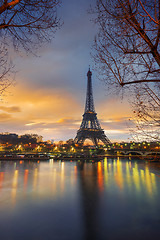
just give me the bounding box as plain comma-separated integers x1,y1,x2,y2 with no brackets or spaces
0,158,160,240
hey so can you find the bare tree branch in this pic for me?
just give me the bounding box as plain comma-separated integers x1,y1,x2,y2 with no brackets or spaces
0,0,61,95
121,79,160,86
92,0,160,140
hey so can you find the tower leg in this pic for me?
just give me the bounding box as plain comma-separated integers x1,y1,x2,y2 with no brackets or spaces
93,138,98,146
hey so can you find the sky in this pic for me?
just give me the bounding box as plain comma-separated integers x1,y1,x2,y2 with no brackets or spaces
0,0,135,142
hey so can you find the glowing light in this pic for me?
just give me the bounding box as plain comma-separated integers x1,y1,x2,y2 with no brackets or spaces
126,161,131,188
140,169,145,186
115,158,123,190
104,158,108,185
11,170,18,206
61,162,65,193
71,147,75,152
145,166,152,195
113,159,117,174
97,162,103,192
132,163,140,192
24,169,29,190
108,163,112,172
151,173,157,193
50,159,53,166
0,172,4,190
74,166,77,176
33,168,38,190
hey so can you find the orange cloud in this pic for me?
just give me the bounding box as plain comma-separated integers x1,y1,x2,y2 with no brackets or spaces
97,97,133,120
0,113,12,121
3,83,81,123
0,106,21,113
0,81,135,141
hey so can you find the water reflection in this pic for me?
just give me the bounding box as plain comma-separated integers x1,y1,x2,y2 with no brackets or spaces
103,158,158,197
11,169,18,206
77,161,100,240
33,167,38,191
0,171,4,190
24,169,28,190
0,158,159,239
0,159,159,207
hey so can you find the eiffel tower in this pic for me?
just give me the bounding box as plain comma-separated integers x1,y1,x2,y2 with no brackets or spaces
74,68,111,146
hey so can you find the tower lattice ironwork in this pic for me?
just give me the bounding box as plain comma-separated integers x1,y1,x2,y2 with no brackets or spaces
74,69,111,146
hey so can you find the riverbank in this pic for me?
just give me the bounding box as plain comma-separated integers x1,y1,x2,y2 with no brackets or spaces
0,152,160,162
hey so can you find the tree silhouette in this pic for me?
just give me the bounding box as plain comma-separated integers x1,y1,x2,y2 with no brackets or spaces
92,0,160,140
0,0,61,94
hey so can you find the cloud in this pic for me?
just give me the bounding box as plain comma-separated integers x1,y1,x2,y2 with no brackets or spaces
101,117,131,130
0,83,83,139
24,118,80,130
0,113,12,122
0,82,135,142
25,122,46,127
0,106,21,113
3,83,81,120
57,118,80,125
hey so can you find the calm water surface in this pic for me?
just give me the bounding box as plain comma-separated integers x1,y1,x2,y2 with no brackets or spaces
0,158,160,240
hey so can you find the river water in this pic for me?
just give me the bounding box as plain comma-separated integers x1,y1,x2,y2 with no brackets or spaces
0,158,160,240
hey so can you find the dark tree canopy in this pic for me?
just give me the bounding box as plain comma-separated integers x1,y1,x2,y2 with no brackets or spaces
0,133,42,144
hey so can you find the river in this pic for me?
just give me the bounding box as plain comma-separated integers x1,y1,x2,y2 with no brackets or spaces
0,158,160,240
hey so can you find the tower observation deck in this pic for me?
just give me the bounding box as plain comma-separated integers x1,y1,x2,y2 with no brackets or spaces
74,69,111,146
